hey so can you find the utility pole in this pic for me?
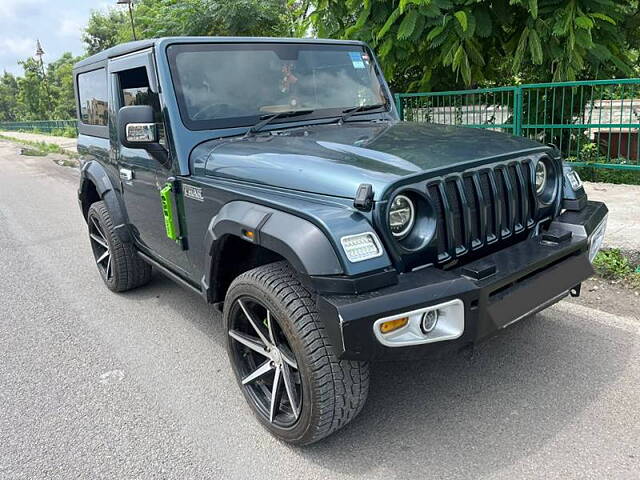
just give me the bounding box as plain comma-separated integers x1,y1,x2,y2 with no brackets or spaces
117,0,137,40
35,39,53,115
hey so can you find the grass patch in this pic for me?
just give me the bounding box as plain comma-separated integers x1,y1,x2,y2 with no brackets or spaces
19,147,48,157
593,248,640,288
0,133,78,159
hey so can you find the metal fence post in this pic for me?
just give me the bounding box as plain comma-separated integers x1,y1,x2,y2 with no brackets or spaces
514,86,523,136
394,93,404,121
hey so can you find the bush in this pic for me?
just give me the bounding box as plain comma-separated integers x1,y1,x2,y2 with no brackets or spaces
574,166,640,185
593,249,640,288
50,127,77,138
593,249,634,278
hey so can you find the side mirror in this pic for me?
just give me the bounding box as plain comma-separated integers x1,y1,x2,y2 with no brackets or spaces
118,105,158,149
118,105,170,167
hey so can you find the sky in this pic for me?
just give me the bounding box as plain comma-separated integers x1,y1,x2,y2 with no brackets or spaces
0,0,113,75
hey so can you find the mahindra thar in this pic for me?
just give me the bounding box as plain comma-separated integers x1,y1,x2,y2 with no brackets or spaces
73,37,608,445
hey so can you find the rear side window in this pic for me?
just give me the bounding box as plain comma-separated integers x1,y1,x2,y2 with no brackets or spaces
78,69,108,126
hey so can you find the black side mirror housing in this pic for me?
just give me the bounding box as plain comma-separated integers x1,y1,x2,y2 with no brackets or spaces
118,105,170,167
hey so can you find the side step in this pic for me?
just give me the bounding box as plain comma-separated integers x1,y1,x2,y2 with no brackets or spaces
137,251,203,297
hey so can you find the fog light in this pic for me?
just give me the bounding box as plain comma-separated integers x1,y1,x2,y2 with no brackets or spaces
379,317,408,334
420,310,439,334
373,299,465,347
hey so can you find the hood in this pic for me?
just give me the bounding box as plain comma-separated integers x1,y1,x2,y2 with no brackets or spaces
196,121,548,200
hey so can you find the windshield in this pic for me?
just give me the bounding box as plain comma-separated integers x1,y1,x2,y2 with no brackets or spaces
166,43,388,130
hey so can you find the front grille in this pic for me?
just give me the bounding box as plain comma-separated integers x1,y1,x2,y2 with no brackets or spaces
426,159,539,263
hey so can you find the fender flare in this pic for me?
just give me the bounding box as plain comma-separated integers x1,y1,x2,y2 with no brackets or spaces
202,201,344,298
79,161,133,243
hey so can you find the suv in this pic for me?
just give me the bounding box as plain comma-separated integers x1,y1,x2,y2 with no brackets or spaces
74,37,607,445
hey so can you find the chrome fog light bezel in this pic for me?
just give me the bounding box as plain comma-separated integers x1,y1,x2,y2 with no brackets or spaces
373,299,465,347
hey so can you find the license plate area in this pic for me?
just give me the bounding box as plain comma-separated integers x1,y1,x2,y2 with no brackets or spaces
486,253,592,330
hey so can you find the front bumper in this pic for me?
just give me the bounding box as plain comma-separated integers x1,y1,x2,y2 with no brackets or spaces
317,201,608,360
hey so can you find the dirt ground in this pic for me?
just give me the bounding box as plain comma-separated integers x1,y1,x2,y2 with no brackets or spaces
567,276,640,320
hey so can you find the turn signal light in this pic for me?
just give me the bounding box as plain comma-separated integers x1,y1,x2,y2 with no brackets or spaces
379,317,408,334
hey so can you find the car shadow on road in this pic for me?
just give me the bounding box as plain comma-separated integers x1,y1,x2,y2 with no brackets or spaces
133,272,632,478
294,309,633,478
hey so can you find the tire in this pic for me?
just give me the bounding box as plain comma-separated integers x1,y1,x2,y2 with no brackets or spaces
223,261,369,445
87,200,152,292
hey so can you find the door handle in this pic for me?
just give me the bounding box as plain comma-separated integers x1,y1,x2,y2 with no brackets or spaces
119,168,134,181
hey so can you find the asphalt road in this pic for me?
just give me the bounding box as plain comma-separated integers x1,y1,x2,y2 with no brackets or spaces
0,140,638,480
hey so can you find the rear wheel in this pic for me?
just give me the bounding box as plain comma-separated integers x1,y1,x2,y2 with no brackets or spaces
223,262,369,445
87,201,151,292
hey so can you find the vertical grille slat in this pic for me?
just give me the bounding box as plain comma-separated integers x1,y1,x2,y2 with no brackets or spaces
464,175,482,248
523,160,538,225
426,158,543,265
487,168,504,238
427,184,448,259
444,180,464,255
499,167,517,235
471,172,487,247
454,178,472,252
513,162,531,227
478,171,496,243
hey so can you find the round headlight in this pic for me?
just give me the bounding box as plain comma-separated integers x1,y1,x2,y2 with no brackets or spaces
389,194,415,238
535,161,547,195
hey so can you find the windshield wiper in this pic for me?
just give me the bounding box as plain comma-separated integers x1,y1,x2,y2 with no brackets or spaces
244,109,314,138
339,103,387,123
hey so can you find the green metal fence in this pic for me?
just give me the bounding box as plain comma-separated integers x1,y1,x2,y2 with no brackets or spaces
396,78,640,170
0,120,77,135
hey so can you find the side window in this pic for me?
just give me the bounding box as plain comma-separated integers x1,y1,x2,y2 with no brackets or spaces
78,69,108,126
118,67,166,145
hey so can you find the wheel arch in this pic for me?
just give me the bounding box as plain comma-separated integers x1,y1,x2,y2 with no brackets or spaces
78,161,132,243
202,201,344,303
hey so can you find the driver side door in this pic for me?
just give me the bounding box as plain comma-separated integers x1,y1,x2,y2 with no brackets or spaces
109,52,189,275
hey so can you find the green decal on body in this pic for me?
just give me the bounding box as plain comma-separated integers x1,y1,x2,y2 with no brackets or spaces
160,183,179,241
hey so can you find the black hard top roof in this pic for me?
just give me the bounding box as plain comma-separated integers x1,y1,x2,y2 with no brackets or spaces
73,36,367,70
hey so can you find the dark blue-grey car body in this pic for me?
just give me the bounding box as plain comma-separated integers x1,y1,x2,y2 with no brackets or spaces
74,37,607,443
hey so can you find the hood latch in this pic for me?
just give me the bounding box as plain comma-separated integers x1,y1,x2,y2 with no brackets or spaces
354,184,374,212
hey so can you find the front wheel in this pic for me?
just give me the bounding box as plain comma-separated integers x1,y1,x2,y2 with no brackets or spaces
87,201,151,292
223,262,369,445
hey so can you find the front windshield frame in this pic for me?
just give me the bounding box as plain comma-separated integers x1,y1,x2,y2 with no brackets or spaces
166,41,391,132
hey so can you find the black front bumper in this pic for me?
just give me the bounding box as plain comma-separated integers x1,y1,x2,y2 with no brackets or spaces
317,201,608,360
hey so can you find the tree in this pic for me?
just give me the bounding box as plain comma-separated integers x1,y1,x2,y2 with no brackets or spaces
47,53,82,119
0,72,20,122
16,57,50,120
81,0,301,49
134,0,295,37
309,0,640,91
82,9,130,55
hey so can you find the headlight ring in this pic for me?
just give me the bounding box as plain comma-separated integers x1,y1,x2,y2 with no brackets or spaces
389,194,415,239
535,160,547,195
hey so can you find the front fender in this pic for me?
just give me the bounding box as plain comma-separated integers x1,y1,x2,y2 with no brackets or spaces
203,201,344,281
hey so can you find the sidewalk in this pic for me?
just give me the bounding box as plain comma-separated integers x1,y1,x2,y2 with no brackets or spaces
0,131,77,153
